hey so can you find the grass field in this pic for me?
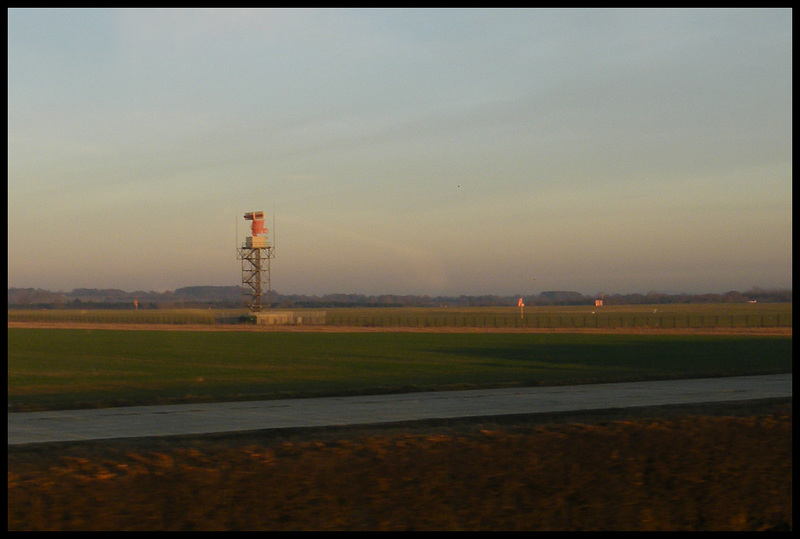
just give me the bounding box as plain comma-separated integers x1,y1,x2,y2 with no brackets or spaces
7,306,793,530
7,326,792,412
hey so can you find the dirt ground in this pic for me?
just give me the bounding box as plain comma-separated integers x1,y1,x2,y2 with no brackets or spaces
8,399,792,531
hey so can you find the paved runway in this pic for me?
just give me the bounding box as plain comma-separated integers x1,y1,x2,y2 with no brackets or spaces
7,374,791,445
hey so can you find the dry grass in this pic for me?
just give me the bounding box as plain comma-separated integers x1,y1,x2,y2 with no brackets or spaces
8,400,791,531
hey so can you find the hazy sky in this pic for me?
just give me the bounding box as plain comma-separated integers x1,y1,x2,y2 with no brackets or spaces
7,8,792,296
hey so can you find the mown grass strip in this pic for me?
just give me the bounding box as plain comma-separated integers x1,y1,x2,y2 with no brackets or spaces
7,329,792,411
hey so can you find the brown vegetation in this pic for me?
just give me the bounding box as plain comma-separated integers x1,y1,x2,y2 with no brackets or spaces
8,401,791,531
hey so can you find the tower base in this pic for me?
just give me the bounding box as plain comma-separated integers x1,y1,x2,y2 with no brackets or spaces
254,311,326,325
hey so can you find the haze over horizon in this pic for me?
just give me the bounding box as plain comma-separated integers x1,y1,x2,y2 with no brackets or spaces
8,8,792,297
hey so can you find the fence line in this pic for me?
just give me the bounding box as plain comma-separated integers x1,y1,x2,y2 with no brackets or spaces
323,312,792,329
8,310,792,329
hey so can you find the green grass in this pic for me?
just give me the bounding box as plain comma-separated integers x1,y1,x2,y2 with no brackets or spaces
7,329,792,411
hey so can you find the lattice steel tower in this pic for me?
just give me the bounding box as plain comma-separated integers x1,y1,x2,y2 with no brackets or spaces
237,211,275,312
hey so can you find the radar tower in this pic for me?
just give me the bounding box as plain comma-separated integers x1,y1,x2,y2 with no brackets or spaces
236,211,275,312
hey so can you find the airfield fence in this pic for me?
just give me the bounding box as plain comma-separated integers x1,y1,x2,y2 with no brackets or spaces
8,309,792,329
323,312,792,329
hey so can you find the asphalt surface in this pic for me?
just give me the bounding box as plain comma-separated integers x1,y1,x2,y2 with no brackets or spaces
7,374,791,446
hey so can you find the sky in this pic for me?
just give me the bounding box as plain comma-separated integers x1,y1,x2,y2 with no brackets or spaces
7,8,793,297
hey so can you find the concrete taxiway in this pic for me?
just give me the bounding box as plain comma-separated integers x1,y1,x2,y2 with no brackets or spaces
7,374,791,445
